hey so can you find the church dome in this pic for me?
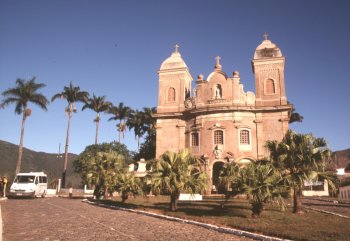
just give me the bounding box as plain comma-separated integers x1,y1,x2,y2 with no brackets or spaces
253,34,283,59
160,45,188,70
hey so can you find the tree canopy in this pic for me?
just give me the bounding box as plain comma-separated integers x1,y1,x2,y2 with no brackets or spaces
266,129,336,213
222,161,288,217
1,77,49,174
149,149,208,211
73,142,134,198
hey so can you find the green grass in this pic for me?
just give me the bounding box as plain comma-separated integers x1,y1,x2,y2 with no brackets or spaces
95,195,350,241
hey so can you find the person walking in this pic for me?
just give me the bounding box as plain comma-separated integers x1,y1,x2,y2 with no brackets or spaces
0,178,3,197
2,176,8,197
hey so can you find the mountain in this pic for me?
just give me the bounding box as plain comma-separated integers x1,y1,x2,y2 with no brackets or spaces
0,140,81,187
332,148,350,169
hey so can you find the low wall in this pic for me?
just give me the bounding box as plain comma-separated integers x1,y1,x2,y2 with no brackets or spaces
302,190,329,197
58,186,94,197
179,193,202,201
47,189,57,195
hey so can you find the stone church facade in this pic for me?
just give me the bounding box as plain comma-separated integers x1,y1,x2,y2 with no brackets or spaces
154,37,292,192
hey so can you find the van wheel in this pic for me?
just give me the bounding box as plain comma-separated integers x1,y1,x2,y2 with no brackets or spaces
41,191,46,198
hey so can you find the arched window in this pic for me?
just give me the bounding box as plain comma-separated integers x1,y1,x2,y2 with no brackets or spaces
167,87,176,102
265,79,275,95
214,130,223,145
240,130,250,145
191,132,199,146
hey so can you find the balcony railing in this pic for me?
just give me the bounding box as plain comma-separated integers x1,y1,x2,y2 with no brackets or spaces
207,98,228,104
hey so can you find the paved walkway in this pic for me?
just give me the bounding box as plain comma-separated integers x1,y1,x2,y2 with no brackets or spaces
1,198,253,241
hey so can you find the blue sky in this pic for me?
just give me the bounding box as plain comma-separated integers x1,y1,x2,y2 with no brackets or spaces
1,0,349,155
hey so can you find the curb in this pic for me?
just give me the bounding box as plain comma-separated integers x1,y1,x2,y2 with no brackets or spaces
304,206,350,219
304,197,350,205
82,199,291,241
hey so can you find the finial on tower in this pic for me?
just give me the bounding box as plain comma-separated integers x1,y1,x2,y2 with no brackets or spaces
214,56,222,70
174,44,179,53
215,56,221,65
263,32,269,40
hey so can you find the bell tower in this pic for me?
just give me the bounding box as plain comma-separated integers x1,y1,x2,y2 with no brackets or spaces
157,45,193,113
155,45,193,157
252,34,287,106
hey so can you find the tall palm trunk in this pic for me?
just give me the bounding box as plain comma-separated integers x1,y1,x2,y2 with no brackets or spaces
170,193,179,211
137,135,140,151
252,202,263,218
16,112,27,174
293,186,303,213
95,119,99,145
118,120,122,142
104,186,109,199
62,104,72,188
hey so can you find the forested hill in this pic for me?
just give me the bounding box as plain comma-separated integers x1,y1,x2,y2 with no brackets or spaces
1,139,349,185
0,140,81,187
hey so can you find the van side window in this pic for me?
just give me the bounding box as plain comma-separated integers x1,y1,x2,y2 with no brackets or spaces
42,176,47,183
35,177,39,185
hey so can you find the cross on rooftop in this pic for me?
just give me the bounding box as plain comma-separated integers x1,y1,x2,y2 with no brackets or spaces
215,56,221,65
263,32,269,40
174,44,179,53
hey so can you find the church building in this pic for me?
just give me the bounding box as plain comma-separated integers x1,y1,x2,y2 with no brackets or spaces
154,36,292,192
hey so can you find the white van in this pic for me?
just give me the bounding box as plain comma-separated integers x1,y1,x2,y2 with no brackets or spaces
9,172,48,198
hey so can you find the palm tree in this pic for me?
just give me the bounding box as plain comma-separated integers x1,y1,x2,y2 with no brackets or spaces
82,94,111,144
226,161,287,217
288,101,304,124
88,151,126,199
142,107,157,136
115,172,143,203
266,130,335,213
149,149,208,211
51,82,89,188
1,77,49,174
108,102,132,142
219,161,240,194
127,109,146,150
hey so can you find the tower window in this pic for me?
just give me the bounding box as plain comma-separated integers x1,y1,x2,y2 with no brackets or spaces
191,132,199,146
240,130,250,145
265,79,275,95
214,130,223,145
167,87,176,102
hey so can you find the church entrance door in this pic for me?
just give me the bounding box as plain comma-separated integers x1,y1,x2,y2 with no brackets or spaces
212,161,225,194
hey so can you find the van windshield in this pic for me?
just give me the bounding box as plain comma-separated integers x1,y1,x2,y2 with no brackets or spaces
14,175,35,183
